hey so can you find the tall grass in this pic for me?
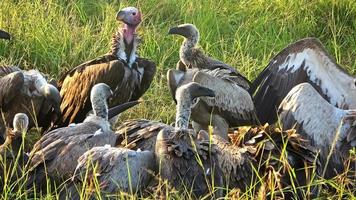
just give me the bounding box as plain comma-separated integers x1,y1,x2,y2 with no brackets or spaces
0,0,355,199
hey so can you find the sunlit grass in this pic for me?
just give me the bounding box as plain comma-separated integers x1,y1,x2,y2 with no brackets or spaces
0,0,355,199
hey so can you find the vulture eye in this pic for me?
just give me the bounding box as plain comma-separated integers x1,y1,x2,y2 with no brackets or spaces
132,12,136,16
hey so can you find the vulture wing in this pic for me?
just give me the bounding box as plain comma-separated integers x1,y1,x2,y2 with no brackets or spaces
193,69,259,126
0,66,21,77
278,83,351,177
116,119,170,151
130,57,156,100
204,56,251,90
0,71,24,109
167,69,186,103
250,37,356,124
59,54,126,125
70,146,155,195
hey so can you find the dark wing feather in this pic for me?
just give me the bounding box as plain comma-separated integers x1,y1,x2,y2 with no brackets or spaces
193,70,259,126
0,66,21,77
116,119,169,151
59,55,126,125
250,37,352,124
130,57,156,100
0,71,24,109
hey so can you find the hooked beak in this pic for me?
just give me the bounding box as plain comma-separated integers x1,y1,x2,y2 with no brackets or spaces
108,99,142,119
116,10,126,22
168,26,180,35
0,30,10,40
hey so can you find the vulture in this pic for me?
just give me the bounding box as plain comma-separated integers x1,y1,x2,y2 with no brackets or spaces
0,29,10,40
27,83,140,190
167,23,258,139
62,145,156,199
250,37,356,124
168,23,251,88
154,82,226,198
206,124,319,199
0,113,29,192
0,67,61,143
58,6,156,126
278,83,355,178
167,68,259,140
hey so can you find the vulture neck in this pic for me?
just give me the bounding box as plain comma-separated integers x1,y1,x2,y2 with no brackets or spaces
122,23,137,45
92,97,109,120
175,93,192,130
180,36,199,65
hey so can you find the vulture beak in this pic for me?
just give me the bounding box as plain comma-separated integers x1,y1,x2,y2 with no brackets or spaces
0,29,10,40
168,26,190,38
168,26,181,35
108,99,142,119
188,83,215,100
116,10,126,22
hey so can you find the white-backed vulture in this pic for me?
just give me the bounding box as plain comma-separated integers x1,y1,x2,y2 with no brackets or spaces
154,82,227,198
27,83,139,190
0,67,61,142
278,83,355,178
62,145,156,199
207,124,319,199
167,68,259,140
168,23,251,90
0,30,10,40
250,37,356,124
58,7,156,126
0,113,29,192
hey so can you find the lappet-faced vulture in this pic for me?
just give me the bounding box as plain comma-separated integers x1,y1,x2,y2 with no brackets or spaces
62,145,156,199
0,67,61,142
0,113,29,192
58,7,156,126
250,37,356,124
27,83,140,189
278,83,355,178
167,68,259,140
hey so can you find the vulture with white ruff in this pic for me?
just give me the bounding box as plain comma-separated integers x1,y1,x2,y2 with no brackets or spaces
27,83,140,190
250,37,356,124
59,7,156,126
0,67,61,142
278,83,355,178
62,145,156,199
167,68,259,139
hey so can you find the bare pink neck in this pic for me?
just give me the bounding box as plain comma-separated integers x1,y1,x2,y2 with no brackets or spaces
122,24,137,44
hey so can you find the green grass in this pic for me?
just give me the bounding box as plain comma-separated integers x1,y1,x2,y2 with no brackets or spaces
0,0,355,199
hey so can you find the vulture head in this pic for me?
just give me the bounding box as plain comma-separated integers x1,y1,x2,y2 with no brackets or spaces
90,83,113,119
175,82,215,130
168,23,200,42
0,29,10,40
42,84,61,113
175,82,215,105
116,7,142,27
13,113,29,133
